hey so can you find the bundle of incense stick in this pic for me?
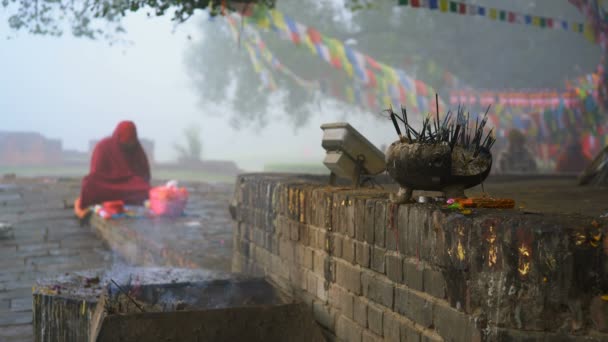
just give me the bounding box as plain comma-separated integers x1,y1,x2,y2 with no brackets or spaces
385,94,496,154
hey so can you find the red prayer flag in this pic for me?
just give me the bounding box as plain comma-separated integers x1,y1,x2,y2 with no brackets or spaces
508,12,516,23
411,0,420,7
459,3,466,14
307,27,322,44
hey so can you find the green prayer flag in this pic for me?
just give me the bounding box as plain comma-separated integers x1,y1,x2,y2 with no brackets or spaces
540,17,546,27
399,0,409,5
449,1,457,12
499,10,506,21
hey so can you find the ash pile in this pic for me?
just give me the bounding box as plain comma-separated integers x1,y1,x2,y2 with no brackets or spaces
33,267,325,342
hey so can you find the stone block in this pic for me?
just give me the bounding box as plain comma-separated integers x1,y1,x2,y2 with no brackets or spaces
314,300,336,330
317,229,329,252
383,312,401,342
364,199,376,244
385,253,403,283
354,198,366,241
332,234,344,258
371,246,386,274
423,268,446,300
385,203,399,251
345,201,356,238
339,287,355,319
361,271,394,309
362,330,383,342
403,259,424,292
433,302,470,341
299,223,310,246
354,297,368,327
278,239,295,263
343,237,356,264
367,302,384,336
400,323,421,342
397,206,410,256
313,251,328,277
356,241,371,268
301,247,314,270
374,201,387,247
336,260,362,295
336,315,363,342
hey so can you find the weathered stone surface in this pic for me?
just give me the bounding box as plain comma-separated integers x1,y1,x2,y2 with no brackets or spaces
361,271,394,309
336,315,363,342
356,241,371,268
336,260,362,295
367,302,384,336
234,174,608,342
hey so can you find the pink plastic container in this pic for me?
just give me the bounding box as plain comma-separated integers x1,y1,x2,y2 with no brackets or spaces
149,186,188,217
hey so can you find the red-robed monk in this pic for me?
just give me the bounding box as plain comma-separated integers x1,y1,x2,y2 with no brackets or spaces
74,121,151,220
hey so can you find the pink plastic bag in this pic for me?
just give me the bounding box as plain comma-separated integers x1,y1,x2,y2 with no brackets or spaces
149,185,188,217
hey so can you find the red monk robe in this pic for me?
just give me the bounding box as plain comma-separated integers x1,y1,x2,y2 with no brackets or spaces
76,121,151,213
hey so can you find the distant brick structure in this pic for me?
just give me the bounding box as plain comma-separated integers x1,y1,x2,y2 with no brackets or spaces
0,131,63,166
89,138,155,164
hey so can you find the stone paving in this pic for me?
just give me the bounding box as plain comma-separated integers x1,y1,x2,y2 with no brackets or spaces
0,178,235,341
0,178,112,341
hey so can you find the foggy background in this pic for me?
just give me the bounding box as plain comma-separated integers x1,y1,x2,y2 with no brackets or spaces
0,0,600,172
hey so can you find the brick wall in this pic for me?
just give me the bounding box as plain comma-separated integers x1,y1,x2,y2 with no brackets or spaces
231,174,608,342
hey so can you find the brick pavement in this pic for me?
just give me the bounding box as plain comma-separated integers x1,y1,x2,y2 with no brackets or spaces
0,179,112,342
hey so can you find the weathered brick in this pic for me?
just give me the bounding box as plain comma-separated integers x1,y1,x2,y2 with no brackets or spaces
313,251,328,277
383,312,401,342
313,300,336,330
344,201,355,239
361,271,394,309
301,247,314,270
397,205,409,256
290,221,300,241
407,290,433,328
307,271,318,296
356,241,371,268
423,268,446,300
336,315,363,342
371,246,386,274
433,302,471,341
336,260,362,295
317,278,329,302
309,226,318,249
278,239,295,263
386,253,403,283
343,237,356,264
403,259,424,292
385,203,399,251
362,330,383,342
339,287,355,319
299,223,310,245
332,234,343,258
374,201,387,247
318,229,329,251
400,323,422,342
354,198,366,240
354,297,368,327
367,302,384,336
364,199,376,244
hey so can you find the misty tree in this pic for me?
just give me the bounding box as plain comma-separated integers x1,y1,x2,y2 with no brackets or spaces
173,125,203,163
184,0,600,128
1,0,274,39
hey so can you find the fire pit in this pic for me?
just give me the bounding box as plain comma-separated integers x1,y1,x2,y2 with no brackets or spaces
384,99,494,202
33,267,325,342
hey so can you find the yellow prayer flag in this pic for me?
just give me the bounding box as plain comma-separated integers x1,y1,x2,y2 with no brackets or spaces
344,63,354,78
489,8,498,20
584,23,596,43
439,0,449,12
270,10,286,29
383,95,392,108
532,16,541,27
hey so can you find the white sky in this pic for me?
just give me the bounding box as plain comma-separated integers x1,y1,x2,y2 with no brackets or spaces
0,10,395,171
